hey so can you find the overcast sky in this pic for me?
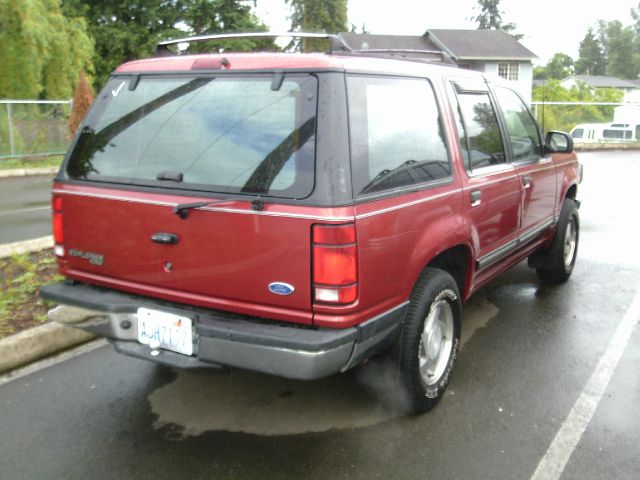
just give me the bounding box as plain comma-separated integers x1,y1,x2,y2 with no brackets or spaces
253,0,640,64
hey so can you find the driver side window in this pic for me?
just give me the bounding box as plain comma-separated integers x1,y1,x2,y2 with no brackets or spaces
493,86,542,163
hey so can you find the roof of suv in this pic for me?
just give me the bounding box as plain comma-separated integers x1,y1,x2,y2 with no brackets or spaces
115,52,465,78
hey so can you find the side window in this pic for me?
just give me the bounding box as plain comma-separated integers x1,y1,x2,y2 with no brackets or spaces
347,76,451,196
493,86,542,163
454,90,506,171
572,128,584,139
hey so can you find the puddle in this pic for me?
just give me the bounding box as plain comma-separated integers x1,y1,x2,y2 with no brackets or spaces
149,294,500,437
149,369,397,437
462,294,499,347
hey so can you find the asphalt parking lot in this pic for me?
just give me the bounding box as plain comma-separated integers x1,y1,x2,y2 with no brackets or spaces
0,151,638,479
0,173,54,244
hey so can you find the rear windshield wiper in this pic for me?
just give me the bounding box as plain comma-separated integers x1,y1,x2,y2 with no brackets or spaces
173,200,231,219
173,197,265,219
359,160,418,194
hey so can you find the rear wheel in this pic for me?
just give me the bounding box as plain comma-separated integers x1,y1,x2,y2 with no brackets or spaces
398,268,461,414
535,198,579,284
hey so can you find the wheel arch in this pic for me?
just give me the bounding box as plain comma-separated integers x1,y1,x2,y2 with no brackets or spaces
414,244,473,302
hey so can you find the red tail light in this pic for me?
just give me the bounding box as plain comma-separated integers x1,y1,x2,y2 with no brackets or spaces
52,195,64,257
312,224,357,304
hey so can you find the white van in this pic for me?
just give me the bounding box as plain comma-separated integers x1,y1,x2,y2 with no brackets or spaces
570,122,639,143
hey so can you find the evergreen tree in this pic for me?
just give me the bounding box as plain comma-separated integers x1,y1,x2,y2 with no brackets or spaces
65,1,269,90
286,0,348,51
472,0,502,29
600,21,640,79
575,28,606,76
471,0,522,40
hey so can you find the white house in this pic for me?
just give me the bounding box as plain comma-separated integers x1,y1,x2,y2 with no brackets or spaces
340,30,537,102
426,29,537,102
560,75,638,95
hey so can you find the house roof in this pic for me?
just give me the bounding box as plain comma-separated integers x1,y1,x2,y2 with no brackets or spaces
566,75,638,89
425,29,537,61
338,33,440,52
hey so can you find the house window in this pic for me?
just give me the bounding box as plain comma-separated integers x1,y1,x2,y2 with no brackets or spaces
498,62,519,81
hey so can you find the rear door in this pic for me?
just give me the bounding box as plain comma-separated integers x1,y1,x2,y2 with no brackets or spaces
446,80,522,271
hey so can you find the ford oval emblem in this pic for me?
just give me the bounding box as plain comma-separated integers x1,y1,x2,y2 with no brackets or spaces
268,282,295,296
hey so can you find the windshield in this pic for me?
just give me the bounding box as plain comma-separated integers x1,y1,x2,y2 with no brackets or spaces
66,74,318,198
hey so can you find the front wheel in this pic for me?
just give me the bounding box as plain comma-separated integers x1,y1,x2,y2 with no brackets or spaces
398,268,461,414
534,198,580,284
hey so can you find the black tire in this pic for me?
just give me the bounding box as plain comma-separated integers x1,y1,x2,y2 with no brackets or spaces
397,268,461,414
534,198,579,284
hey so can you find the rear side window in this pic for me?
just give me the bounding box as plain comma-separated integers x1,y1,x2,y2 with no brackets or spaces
603,129,625,139
347,76,450,196
66,75,318,198
453,91,506,171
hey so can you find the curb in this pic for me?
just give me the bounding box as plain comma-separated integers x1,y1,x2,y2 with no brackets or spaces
0,236,53,259
0,323,95,374
1,238,95,374
0,167,58,178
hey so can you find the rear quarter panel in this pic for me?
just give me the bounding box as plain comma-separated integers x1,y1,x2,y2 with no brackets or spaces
313,185,469,328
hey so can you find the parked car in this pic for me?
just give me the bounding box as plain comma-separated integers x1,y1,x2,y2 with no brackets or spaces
41,33,582,414
570,122,638,143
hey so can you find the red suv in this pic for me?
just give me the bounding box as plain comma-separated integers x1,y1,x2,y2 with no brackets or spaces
42,33,581,413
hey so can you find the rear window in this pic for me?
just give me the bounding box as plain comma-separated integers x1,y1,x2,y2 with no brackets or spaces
66,74,318,198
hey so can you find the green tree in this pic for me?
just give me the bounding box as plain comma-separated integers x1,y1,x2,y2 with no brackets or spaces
544,53,574,80
601,21,640,79
286,0,348,51
532,80,624,132
178,0,272,53
66,1,268,90
575,28,606,75
0,0,94,99
471,0,522,39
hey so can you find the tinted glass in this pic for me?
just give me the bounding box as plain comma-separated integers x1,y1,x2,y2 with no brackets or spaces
603,129,624,139
456,92,505,170
493,86,541,163
572,129,584,139
66,75,318,198
347,76,450,196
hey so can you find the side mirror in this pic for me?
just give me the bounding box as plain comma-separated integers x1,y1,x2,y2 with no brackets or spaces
545,131,574,154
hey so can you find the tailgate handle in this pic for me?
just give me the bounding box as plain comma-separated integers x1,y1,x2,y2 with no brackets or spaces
151,233,179,245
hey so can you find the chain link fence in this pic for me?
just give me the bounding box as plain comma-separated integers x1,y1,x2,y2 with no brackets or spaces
0,100,72,160
2,99,640,161
531,101,640,145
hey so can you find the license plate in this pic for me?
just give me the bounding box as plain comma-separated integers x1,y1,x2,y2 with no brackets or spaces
137,308,194,356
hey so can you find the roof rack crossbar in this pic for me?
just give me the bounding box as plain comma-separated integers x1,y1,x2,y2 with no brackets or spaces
155,32,352,56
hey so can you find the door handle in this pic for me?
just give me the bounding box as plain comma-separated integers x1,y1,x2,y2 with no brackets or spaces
522,175,532,189
151,232,179,244
470,190,482,207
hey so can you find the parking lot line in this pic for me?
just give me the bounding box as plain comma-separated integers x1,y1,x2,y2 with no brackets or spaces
531,287,640,480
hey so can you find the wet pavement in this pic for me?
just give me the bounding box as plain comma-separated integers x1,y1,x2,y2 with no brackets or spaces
0,151,639,479
0,174,54,244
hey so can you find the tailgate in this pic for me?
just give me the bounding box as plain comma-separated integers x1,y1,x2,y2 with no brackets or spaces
55,186,316,324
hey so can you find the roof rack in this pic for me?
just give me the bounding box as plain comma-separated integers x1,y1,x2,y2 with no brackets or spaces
342,49,456,65
155,32,352,56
